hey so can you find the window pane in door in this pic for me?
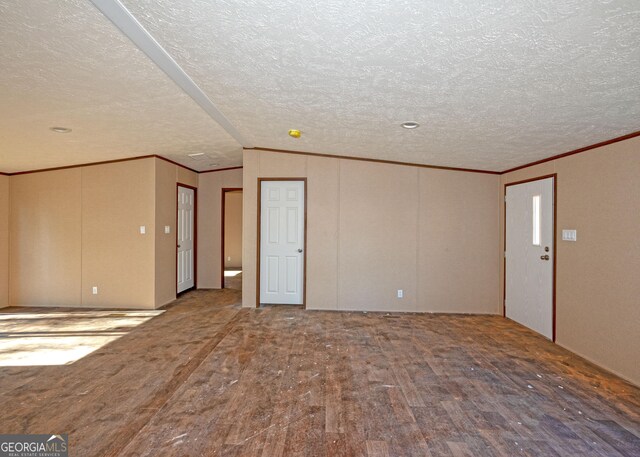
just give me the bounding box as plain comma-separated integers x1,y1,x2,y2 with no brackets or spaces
532,195,541,246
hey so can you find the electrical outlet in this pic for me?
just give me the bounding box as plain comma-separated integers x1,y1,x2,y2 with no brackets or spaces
139,225,146,234
227,256,231,262
92,286,98,295
164,225,171,234
397,289,403,298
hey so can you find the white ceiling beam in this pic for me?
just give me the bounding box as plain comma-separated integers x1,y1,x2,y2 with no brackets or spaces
88,0,252,148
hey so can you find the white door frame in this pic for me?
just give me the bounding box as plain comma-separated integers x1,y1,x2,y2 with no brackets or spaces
256,178,307,307
177,183,197,295
503,174,557,341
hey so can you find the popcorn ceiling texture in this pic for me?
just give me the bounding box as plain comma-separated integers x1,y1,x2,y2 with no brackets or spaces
0,0,241,172
122,0,640,171
1,0,639,172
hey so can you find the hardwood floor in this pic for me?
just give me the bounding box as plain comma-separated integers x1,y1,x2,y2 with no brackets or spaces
224,270,243,290
0,290,639,456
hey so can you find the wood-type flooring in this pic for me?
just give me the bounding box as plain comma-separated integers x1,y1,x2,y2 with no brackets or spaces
0,289,638,456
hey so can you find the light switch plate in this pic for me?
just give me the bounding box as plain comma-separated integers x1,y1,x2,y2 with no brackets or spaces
139,225,146,234
562,229,577,241
164,226,171,234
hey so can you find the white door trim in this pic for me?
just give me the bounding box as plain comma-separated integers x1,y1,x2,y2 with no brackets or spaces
257,178,307,307
504,174,556,341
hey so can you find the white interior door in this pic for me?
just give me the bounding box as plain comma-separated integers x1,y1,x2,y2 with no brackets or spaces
260,181,305,304
505,177,554,339
177,186,195,293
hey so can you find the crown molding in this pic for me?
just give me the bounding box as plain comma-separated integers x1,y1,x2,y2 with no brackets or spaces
501,129,640,174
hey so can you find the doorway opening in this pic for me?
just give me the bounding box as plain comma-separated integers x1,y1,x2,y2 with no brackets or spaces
504,175,557,340
221,188,243,290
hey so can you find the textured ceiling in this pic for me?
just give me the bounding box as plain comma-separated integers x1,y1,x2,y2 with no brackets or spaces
0,0,242,173
1,1,639,173
121,0,640,171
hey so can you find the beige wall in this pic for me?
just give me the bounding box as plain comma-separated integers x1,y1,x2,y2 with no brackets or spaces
242,150,501,313
420,167,503,313
10,169,83,306
155,158,198,307
81,160,156,308
500,136,640,386
177,166,198,188
155,159,177,307
7,157,197,309
197,169,243,288
224,191,243,268
0,175,10,307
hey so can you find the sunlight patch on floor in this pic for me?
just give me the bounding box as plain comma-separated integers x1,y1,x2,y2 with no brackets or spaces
224,270,242,277
0,310,163,366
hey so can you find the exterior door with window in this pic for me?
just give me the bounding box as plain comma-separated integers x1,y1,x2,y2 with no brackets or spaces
505,177,554,339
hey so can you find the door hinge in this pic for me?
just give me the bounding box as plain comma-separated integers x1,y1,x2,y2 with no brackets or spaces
504,251,507,258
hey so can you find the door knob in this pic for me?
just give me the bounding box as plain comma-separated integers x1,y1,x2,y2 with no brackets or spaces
540,255,550,260
177,244,181,248
298,249,303,253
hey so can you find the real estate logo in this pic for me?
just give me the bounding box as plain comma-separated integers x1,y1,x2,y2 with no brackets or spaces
0,434,68,457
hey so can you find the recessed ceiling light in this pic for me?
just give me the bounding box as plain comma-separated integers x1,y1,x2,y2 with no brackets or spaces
50,126,72,133
401,122,420,129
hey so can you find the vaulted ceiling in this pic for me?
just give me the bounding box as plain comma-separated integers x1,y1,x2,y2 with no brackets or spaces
1,0,639,173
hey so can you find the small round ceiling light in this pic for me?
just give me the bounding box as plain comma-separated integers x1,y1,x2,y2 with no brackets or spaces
401,121,420,129
288,129,301,138
50,126,72,133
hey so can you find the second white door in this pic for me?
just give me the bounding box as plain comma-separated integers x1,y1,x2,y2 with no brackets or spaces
177,186,195,293
260,180,305,305
505,177,554,339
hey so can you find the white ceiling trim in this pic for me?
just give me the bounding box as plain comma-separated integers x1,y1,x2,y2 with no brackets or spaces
88,0,252,148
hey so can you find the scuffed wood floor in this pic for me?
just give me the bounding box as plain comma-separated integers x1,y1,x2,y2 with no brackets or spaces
1,290,639,456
